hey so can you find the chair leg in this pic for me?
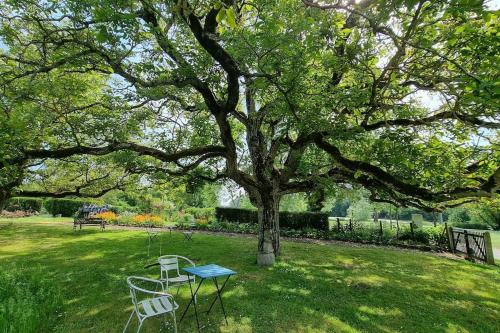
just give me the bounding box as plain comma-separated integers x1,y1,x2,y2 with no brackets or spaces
123,310,135,333
172,311,177,333
136,318,144,333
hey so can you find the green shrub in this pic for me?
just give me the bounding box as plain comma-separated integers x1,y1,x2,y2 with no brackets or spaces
116,212,134,226
44,198,103,217
451,222,490,230
215,207,329,231
215,207,257,224
172,212,195,227
0,268,63,333
5,197,43,213
184,207,215,221
447,207,471,224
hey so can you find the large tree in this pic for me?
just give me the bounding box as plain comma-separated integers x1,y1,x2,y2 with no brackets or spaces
1,0,498,264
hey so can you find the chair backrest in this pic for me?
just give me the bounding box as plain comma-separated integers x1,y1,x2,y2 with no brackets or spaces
127,276,146,316
158,256,180,281
127,276,170,317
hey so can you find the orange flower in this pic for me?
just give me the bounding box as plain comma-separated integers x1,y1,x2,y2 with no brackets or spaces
95,211,118,222
132,214,163,225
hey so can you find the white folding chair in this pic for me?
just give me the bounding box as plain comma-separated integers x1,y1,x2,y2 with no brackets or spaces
158,255,196,299
123,276,178,333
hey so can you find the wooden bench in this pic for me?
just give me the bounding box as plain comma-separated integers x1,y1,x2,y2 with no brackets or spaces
73,217,106,231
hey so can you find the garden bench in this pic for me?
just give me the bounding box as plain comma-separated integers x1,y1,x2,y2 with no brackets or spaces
73,204,110,231
73,217,106,231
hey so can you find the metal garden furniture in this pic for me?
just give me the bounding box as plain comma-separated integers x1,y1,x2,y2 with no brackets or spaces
158,255,196,296
146,223,161,256
123,276,179,333
179,264,237,332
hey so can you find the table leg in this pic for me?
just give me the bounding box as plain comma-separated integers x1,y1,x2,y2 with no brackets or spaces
206,276,230,324
179,276,204,331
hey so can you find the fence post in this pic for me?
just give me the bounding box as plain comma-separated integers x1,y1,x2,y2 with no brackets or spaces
396,219,400,240
463,229,472,260
483,232,496,265
448,226,455,252
349,218,353,232
379,219,383,237
337,217,340,231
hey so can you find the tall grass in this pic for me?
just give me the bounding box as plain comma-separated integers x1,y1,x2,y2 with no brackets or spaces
0,268,63,333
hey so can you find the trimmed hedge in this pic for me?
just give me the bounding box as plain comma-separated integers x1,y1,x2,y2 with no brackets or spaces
44,199,103,217
451,222,491,230
215,207,329,231
215,207,257,224
5,197,43,213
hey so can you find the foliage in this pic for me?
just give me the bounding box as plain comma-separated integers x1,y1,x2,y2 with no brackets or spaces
447,207,471,224
451,222,491,230
279,193,308,212
172,212,195,227
468,198,500,230
5,197,43,213
215,207,330,231
44,198,102,217
1,0,499,262
215,207,258,224
347,199,372,221
330,199,350,217
0,268,63,333
184,207,215,222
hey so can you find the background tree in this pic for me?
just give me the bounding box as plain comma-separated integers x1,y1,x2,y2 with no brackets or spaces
0,0,498,265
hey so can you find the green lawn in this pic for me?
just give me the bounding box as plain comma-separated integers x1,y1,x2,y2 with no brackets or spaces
1,217,499,333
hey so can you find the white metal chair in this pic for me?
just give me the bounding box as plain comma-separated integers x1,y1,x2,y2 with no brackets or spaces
123,276,178,333
158,255,196,298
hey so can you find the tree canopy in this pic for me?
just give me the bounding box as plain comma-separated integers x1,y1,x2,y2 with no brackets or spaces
0,0,498,264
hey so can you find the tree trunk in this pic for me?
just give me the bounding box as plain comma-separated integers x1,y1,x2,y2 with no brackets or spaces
0,189,10,212
257,194,280,266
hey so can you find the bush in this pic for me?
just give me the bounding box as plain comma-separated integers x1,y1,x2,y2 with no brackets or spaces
173,212,195,227
447,207,471,224
44,198,102,217
215,207,257,224
279,211,329,231
0,268,63,333
215,207,329,231
451,222,490,230
184,207,215,222
117,212,135,226
5,197,43,213
0,210,33,218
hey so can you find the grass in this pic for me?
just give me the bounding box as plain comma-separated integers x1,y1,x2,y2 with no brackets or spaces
0,217,499,333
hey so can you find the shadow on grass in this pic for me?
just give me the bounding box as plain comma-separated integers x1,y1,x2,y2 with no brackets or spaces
0,222,499,333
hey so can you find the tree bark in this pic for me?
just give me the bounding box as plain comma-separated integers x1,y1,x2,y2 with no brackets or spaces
0,189,10,212
256,193,280,266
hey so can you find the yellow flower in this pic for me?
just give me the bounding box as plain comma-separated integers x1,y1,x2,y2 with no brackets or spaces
94,211,118,222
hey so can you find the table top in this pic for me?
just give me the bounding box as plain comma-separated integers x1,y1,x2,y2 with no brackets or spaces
183,264,237,279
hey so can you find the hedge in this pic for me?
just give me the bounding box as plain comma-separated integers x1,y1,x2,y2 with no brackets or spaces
5,197,43,213
451,222,491,230
215,207,329,231
44,198,103,217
